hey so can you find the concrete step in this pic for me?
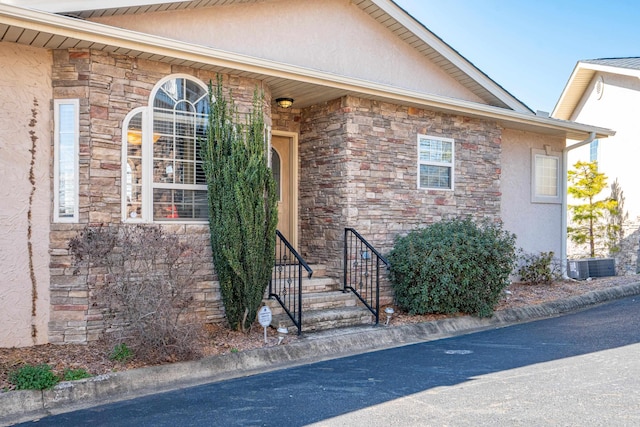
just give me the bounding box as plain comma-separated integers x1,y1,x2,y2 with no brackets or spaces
308,264,327,277
264,291,358,316
269,275,340,295
273,263,327,277
272,306,374,333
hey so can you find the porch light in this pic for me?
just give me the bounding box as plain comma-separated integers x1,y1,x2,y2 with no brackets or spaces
275,97,294,108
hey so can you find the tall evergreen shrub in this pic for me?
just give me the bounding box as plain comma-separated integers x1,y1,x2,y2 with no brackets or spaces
202,77,278,332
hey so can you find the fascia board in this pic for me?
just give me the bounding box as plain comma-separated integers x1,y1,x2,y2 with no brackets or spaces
553,61,640,120
552,63,590,120
376,0,531,114
0,3,613,141
581,62,640,79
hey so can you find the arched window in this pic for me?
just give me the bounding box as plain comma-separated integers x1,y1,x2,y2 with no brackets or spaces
122,76,210,222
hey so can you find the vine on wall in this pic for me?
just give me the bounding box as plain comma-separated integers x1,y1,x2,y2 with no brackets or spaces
27,97,39,343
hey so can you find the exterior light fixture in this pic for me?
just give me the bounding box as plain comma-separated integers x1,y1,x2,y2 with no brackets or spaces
275,97,294,108
277,324,289,345
384,307,394,326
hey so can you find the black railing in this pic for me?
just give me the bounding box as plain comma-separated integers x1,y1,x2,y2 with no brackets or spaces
343,228,390,325
269,230,312,335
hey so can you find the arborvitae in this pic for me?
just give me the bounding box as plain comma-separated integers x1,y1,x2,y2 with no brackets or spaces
202,76,278,332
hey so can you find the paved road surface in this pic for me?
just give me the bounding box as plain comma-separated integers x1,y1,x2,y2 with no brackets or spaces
19,296,640,426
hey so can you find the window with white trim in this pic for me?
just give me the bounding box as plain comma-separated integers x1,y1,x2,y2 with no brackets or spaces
589,139,599,163
122,76,210,222
531,148,561,204
123,107,145,220
417,134,454,190
54,99,79,222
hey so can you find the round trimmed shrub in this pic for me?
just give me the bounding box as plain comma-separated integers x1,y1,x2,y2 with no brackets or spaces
388,218,517,317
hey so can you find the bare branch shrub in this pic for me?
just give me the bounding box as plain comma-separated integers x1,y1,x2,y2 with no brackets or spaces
69,224,203,363
517,251,563,285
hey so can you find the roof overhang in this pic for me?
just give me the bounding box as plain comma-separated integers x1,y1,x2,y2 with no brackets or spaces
553,61,640,121
0,3,614,140
4,0,533,113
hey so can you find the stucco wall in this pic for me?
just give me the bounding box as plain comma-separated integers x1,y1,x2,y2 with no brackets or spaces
91,0,486,104
565,71,639,271
568,71,640,220
500,128,564,257
0,42,52,347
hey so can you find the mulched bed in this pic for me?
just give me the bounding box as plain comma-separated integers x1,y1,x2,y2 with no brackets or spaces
2,275,637,392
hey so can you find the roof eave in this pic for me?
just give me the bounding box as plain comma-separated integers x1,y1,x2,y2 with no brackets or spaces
553,60,640,121
0,3,612,141
379,0,532,114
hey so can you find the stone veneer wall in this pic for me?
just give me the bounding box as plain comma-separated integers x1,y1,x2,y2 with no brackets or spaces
614,221,640,275
299,96,503,295
298,98,351,266
49,49,270,344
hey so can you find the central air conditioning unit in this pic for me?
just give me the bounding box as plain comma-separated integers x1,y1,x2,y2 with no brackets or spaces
567,258,616,280
567,260,590,280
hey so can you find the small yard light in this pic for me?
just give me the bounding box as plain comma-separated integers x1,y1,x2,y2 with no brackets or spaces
384,307,394,326
277,324,289,345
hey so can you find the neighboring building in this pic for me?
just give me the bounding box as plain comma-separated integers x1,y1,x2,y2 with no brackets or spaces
553,58,640,274
0,0,612,348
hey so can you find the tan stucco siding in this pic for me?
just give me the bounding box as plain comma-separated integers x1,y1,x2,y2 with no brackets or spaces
0,42,52,347
500,128,564,256
91,0,486,104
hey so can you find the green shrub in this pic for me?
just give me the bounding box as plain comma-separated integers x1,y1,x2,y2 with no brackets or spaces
9,364,59,390
62,368,92,381
517,251,562,285
388,218,517,317
202,77,278,332
109,343,134,362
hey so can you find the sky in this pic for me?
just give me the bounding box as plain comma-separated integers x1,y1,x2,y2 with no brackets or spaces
394,0,640,113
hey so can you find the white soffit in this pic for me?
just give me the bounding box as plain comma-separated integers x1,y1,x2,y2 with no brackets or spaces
553,61,640,121
4,0,531,112
0,2,613,140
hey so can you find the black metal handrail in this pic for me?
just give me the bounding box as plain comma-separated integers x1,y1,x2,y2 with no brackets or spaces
269,230,312,335
343,228,390,325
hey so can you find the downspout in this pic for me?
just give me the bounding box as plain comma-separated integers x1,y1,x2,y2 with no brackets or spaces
561,131,596,276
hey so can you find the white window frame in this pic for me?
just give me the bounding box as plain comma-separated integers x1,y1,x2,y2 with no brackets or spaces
53,99,80,222
121,75,210,223
417,134,455,191
531,148,562,204
122,107,148,222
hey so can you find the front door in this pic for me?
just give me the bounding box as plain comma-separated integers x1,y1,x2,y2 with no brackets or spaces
271,133,297,245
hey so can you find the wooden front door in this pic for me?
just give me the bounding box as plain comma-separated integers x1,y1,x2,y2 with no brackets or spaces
271,134,295,243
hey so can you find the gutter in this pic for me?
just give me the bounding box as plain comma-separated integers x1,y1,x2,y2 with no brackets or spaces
561,132,597,276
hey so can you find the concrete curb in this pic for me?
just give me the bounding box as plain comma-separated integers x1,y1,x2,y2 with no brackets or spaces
2,281,639,426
